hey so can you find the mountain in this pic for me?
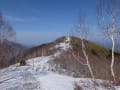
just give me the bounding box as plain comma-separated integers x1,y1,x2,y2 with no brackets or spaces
0,36,120,90
0,40,25,68
16,36,120,81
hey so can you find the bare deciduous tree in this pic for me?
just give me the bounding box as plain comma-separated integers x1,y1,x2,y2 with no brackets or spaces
97,0,120,84
71,13,95,83
78,14,95,81
0,10,15,43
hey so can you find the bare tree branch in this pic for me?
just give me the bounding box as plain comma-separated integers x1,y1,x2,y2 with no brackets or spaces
0,10,15,43
97,0,120,84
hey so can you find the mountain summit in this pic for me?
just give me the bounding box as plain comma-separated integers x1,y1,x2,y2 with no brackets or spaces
16,36,120,80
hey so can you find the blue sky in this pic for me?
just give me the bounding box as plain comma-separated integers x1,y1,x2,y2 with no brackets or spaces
0,0,99,46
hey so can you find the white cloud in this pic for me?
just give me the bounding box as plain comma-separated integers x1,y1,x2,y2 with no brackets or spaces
4,15,26,22
4,15,41,22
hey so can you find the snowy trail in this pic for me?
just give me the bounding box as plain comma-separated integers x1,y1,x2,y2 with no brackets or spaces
0,55,74,90
35,73,75,90
0,55,119,90
0,56,49,90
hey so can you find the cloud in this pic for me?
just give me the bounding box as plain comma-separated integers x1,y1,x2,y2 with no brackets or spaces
4,15,26,22
4,15,41,23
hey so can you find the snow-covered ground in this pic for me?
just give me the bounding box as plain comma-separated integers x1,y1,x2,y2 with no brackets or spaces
0,37,120,90
0,55,120,90
54,36,71,50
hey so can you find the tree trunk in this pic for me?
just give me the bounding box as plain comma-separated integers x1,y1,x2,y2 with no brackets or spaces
111,35,117,84
81,37,95,80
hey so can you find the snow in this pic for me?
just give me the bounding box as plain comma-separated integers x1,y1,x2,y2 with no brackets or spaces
66,36,71,42
74,78,115,90
0,55,75,90
116,86,120,90
0,52,120,90
37,73,74,90
1,36,120,90
55,36,71,50
55,42,70,50
26,56,53,72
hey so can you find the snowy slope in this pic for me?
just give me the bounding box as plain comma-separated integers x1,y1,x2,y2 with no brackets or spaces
0,36,120,90
50,36,71,51
0,55,120,90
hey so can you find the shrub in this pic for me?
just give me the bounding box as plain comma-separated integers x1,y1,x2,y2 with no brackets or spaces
20,60,26,66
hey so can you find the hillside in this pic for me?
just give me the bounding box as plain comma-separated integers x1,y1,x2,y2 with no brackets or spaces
0,53,120,90
0,36,120,90
0,40,25,68
16,36,120,81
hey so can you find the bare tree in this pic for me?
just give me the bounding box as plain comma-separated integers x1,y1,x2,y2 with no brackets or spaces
71,13,95,83
0,10,15,43
78,14,95,81
97,0,120,84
